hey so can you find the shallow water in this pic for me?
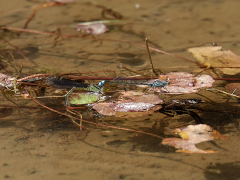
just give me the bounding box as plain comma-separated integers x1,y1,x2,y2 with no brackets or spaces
1,0,240,179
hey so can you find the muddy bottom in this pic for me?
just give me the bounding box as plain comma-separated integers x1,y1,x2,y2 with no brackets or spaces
1,0,240,179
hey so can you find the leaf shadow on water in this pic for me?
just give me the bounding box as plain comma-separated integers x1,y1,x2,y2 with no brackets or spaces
116,58,146,66
0,99,80,132
103,100,240,154
80,136,208,174
104,123,171,153
204,162,240,180
196,102,240,133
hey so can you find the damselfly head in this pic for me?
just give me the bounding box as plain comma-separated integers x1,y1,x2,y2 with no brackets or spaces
154,80,169,87
98,80,105,87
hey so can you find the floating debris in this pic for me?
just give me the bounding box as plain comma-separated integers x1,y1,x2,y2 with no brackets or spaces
162,124,229,153
93,92,163,118
0,73,16,90
188,46,240,75
76,23,108,35
156,72,215,94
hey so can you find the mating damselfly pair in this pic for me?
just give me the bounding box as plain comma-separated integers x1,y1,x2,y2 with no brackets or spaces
46,76,169,106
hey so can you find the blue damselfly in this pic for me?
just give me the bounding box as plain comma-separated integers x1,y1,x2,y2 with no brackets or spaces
98,78,169,89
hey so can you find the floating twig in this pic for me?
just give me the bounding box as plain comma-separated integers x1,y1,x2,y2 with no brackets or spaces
207,88,240,98
145,38,160,76
17,74,51,82
24,3,65,29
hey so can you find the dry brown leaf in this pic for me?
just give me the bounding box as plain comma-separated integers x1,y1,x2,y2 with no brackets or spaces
188,46,240,75
125,94,164,104
120,91,145,97
92,102,116,116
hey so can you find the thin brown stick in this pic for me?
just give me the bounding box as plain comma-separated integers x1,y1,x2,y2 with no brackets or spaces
17,74,51,82
0,104,44,109
62,76,158,80
24,86,163,139
67,109,87,133
2,39,35,68
213,77,240,81
0,104,69,110
207,88,240,98
67,75,240,81
66,110,89,131
17,82,49,88
1,26,64,36
6,51,21,74
145,38,159,76
66,106,86,110
24,3,65,29
85,2,123,19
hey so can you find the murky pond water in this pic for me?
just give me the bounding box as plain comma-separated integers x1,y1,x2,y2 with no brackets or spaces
1,0,240,179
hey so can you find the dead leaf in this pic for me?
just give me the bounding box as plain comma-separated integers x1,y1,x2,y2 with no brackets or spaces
123,94,164,104
92,93,163,118
157,72,215,94
162,138,216,154
114,105,161,118
188,46,240,75
162,124,229,153
93,102,116,116
120,91,145,97
225,83,240,95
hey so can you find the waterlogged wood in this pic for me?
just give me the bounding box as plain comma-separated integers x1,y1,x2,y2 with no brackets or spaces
156,72,214,94
188,46,240,75
162,124,229,153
